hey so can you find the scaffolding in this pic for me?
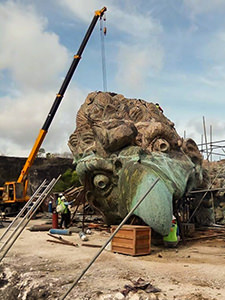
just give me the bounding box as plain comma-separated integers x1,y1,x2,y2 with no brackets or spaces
198,139,225,161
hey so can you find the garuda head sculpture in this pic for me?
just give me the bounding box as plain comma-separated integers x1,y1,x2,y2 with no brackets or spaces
68,92,203,236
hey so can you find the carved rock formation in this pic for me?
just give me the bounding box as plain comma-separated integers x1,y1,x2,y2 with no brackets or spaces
68,92,203,235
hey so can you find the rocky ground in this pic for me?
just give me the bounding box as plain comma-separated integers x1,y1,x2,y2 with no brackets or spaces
0,218,225,300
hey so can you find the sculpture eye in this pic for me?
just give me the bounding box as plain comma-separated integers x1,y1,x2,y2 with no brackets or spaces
93,174,109,189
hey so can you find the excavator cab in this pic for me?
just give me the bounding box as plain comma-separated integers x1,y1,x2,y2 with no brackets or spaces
1,182,28,204
0,181,28,214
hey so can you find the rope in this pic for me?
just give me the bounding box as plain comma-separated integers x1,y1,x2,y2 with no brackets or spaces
100,17,107,92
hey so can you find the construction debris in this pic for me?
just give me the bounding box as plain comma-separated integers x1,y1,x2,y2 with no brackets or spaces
1,217,225,300
28,224,52,231
47,233,78,247
49,228,71,235
79,231,88,241
121,278,161,296
81,243,102,248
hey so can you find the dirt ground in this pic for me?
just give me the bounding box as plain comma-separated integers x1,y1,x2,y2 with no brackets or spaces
0,217,225,300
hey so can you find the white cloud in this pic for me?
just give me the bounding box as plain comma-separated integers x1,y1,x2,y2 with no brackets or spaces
57,0,104,23
0,1,69,92
177,117,225,142
0,0,224,162
0,85,87,157
199,77,218,87
205,32,225,64
58,0,164,96
195,31,225,91
0,1,82,157
57,0,162,36
184,0,225,16
115,43,164,92
109,6,162,39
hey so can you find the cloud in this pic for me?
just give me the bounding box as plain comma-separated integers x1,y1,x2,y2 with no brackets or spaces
184,0,225,16
205,31,225,64
174,117,225,161
57,0,162,37
41,85,88,154
115,43,164,93
57,0,164,95
56,0,104,23
0,85,87,156
177,117,225,142
0,1,82,157
0,1,69,92
194,31,225,92
0,0,224,162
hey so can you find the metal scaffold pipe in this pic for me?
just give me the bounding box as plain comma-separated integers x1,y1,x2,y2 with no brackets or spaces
61,177,160,300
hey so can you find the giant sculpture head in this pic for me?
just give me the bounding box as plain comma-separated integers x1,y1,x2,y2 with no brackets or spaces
68,92,203,235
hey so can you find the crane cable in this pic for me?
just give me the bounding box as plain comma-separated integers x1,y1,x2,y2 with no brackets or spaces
100,15,107,92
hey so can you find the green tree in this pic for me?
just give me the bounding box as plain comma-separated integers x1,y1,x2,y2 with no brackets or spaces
37,148,45,157
53,168,81,192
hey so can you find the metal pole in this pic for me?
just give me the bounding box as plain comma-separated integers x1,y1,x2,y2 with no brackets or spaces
60,177,160,300
100,18,107,92
211,192,216,224
203,116,209,160
0,176,61,262
201,134,203,154
0,180,47,242
82,197,85,232
188,166,225,223
197,139,225,146
0,179,54,252
210,125,212,162
208,152,225,157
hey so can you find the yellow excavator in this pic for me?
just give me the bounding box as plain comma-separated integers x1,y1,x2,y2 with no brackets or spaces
0,7,107,213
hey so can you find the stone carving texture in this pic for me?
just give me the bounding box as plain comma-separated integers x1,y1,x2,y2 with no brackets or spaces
68,92,203,235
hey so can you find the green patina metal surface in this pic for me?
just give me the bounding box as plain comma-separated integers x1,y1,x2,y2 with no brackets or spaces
75,146,199,236
69,93,204,236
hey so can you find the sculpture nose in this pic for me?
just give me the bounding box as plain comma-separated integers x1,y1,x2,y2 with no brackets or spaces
119,163,173,236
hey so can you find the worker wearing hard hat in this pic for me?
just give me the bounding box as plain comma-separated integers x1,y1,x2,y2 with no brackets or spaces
163,216,180,247
155,103,163,113
57,194,71,229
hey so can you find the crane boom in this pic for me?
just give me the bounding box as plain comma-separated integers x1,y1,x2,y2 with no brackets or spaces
17,7,107,183
0,7,107,209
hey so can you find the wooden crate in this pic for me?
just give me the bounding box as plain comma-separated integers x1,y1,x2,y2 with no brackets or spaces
111,225,151,256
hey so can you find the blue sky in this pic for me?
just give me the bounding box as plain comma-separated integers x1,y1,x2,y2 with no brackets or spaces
0,0,225,159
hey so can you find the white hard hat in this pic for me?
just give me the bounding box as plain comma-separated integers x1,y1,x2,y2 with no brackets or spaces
59,193,63,197
61,196,66,200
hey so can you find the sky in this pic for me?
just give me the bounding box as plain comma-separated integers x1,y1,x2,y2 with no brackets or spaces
0,0,225,160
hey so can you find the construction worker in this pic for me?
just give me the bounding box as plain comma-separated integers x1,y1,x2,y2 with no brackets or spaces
163,216,180,247
155,103,163,113
57,193,63,205
57,194,71,229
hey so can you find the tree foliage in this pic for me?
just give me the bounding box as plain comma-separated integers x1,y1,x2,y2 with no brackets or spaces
53,168,81,192
37,148,45,157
